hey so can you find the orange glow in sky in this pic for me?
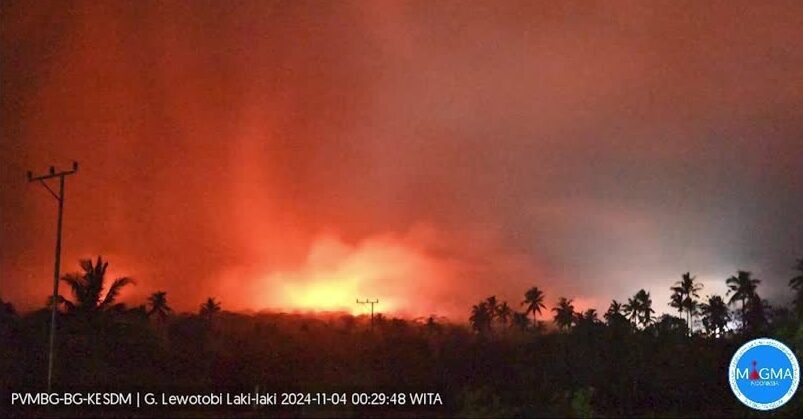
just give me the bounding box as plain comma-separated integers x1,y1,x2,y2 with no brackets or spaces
210,226,556,320
3,1,801,318
240,234,436,316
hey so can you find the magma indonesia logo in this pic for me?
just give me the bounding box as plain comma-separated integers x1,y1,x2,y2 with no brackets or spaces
729,338,800,410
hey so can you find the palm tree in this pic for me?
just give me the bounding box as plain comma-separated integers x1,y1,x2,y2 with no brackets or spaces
485,296,499,321
742,294,769,333
147,291,172,322
45,294,68,311
552,297,575,331
623,299,637,324
670,273,703,333
0,298,16,338
575,309,600,328
624,290,654,328
604,300,628,327
699,295,730,337
469,302,492,334
0,298,16,323
652,314,689,337
59,256,134,314
200,297,221,322
636,290,656,328
424,315,441,334
726,270,760,327
512,312,530,331
496,302,512,326
789,259,803,314
522,287,546,323
669,290,684,318
790,258,803,290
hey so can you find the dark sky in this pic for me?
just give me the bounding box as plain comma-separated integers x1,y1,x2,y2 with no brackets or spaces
2,1,802,317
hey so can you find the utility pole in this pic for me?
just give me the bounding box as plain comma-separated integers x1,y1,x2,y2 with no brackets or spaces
356,298,379,331
27,161,78,392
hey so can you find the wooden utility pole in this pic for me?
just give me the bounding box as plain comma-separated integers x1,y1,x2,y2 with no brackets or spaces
356,298,379,331
27,161,78,391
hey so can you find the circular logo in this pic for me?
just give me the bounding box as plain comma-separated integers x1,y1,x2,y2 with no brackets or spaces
729,338,800,410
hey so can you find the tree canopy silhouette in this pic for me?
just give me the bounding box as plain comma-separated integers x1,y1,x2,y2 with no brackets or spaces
552,297,575,331
485,296,499,321
495,302,512,326
789,259,803,314
199,297,221,321
669,272,702,333
603,300,629,331
522,286,546,323
623,289,654,328
511,311,529,331
469,301,492,334
4,257,803,418
726,270,760,328
699,295,730,337
147,291,172,321
59,256,134,315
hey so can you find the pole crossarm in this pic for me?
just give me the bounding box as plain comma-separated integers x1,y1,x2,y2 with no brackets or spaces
27,161,78,182
356,298,379,305
356,298,380,331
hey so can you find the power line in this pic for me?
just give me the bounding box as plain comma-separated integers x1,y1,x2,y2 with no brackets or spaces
27,161,78,392
356,298,379,332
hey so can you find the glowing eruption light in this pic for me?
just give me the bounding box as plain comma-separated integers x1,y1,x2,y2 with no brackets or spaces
242,234,436,316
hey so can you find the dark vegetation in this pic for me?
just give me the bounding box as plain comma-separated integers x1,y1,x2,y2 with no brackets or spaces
2,256,803,417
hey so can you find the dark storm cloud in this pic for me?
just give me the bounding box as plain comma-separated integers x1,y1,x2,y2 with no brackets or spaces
2,1,801,314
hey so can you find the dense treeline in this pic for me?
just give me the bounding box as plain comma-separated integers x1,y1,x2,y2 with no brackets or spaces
1,256,802,417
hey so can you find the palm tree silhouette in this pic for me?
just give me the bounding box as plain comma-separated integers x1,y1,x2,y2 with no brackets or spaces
669,291,684,317
742,294,769,333
469,302,492,334
147,291,172,322
59,256,134,314
0,298,16,322
511,312,530,331
623,297,637,324
200,297,221,322
424,315,441,334
726,270,760,327
669,273,702,333
788,259,803,314
699,295,730,337
575,309,599,328
552,297,575,331
496,302,512,326
604,300,628,327
624,290,654,328
45,294,69,311
485,296,499,321
522,287,546,323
